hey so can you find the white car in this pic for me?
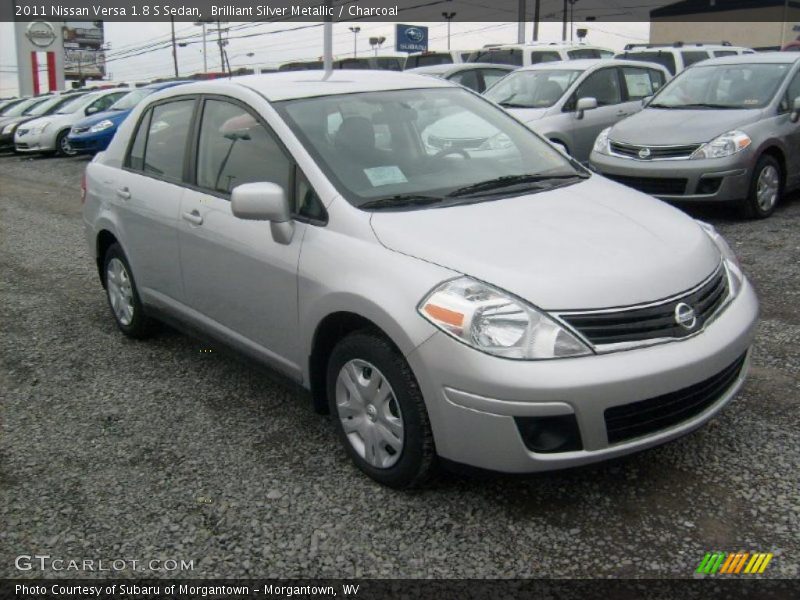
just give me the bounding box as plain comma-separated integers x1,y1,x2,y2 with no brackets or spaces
14,88,128,156
469,43,614,67
615,42,754,76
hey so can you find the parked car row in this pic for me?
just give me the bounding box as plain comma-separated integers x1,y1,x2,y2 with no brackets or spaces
83,69,760,488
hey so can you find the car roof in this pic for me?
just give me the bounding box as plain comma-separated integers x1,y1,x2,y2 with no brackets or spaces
179,70,454,101
689,51,800,66
483,43,611,51
408,63,515,75
517,58,668,72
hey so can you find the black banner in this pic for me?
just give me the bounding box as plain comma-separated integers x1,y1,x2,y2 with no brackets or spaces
2,0,800,23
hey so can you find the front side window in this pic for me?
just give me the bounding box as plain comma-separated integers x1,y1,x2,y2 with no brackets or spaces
784,71,800,109
448,69,481,92
481,69,511,91
484,69,581,108
88,92,126,114
110,88,152,111
529,51,561,64
621,67,662,99
131,99,194,181
57,92,101,114
196,99,290,195
276,87,582,209
617,51,677,75
650,63,791,109
573,68,622,106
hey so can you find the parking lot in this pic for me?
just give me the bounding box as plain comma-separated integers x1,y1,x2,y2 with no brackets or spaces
0,152,798,579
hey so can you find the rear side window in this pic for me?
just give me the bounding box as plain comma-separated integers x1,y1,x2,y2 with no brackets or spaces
714,50,737,57
127,109,151,171
785,71,800,108
621,67,664,99
682,51,710,68
195,99,290,195
567,49,604,59
530,51,561,64
407,54,453,68
472,49,523,66
448,69,481,92
482,69,510,90
142,100,194,182
618,52,677,75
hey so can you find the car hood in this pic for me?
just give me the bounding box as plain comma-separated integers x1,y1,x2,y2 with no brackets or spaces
0,115,35,129
370,176,721,310
506,107,550,122
73,109,131,129
610,107,763,145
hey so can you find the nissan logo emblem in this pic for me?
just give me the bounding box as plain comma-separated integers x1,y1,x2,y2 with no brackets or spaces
674,302,697,330
638,147,652,159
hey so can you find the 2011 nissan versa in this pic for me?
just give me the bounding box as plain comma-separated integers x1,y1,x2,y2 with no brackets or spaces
83,71,759,488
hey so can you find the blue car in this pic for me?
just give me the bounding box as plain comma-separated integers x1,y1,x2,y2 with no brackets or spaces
68,81,188,154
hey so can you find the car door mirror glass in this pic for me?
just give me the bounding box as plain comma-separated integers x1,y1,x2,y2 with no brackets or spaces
575,96,598,119
231,182,294,244
86,106,99,115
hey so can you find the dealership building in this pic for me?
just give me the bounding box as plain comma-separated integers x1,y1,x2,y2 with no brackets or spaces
650,0,800,50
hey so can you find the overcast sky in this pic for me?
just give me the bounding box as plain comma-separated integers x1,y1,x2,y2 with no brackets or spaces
0,20,649,96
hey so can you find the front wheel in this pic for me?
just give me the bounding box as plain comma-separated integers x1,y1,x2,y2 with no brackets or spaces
327,331,435,488
739,155,782,219
55,130,76,157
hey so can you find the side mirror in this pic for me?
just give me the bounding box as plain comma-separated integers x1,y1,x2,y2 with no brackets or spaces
575,97,598,119
791,96,800,123
85,106,99,115
231,182,294,244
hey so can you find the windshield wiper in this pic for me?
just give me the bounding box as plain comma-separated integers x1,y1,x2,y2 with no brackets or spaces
499,101,534,108
447,173,586,198
360,194,445,210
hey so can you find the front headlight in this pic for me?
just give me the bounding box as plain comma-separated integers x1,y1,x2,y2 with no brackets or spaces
89,119,114,133
2,123,16,134
691,130,751,160
593,127,611,155
419,277,592,359
697,220,743,297
478,132,513,151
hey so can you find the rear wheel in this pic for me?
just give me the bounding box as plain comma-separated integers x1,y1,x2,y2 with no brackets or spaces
55,130,76,157
740,155,781,219
327,331,435,488
103,243,154,338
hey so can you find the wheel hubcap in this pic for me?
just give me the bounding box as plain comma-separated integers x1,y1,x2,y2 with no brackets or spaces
335,359,404,469
756,165,779,212
106,258,134,326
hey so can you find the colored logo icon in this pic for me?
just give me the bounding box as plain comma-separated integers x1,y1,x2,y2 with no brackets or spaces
696,552,773,575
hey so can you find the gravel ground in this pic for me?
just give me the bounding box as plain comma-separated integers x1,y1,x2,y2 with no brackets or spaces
0,153,798,579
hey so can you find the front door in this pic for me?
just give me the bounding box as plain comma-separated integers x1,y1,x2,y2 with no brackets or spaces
568,67,626,160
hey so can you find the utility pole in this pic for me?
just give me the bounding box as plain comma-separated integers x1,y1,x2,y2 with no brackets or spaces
517,0,525,44
323,0,332,74
170,16,179,77
569,0,579,43
562,0,568,41
442,12,456,50
532,0,540,41
194,21,208,73
349,26,360,58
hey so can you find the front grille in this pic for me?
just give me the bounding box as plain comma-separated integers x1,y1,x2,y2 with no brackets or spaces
605,174,688,195
604,352,747,444
427,135,487,150
609,140,701,160
560,265,729,346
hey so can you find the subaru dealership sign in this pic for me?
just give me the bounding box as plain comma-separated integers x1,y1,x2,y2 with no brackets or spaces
396,24,428,53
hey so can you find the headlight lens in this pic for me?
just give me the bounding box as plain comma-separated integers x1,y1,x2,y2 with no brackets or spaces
2,123,16,134
593,127,611,155
691,130,751,159
697,220,743,297
89,119,114,133
419,277,592,359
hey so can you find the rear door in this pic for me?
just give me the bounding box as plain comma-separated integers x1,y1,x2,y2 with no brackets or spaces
565,66,625,160
113,97,196,304
177,96,310,376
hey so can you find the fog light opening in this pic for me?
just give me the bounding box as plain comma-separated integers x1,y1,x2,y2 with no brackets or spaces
515,415,583,453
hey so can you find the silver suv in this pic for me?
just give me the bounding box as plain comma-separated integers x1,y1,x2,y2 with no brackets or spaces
484,59,670,161
83,71,758,487
591,53,800,218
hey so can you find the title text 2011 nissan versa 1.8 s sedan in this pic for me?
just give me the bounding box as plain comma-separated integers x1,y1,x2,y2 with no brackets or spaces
83,71,759,488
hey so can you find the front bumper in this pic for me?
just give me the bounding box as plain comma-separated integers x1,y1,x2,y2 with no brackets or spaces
589,150,753,203
407,278,758,473
14,129,56,153
68,130,113,154
0,132,15,151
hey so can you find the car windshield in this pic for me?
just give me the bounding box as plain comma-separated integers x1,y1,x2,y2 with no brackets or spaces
25,95,70,116
275,87,583,209
110,88,152,110
2,98,44,117
650,63,791,109
484,69,581,108
56,92,99,114
20,97,53,115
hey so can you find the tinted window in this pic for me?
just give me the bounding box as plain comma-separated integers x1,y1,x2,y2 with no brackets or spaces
196,99,290,195
482,69,510,90
142,99,194,181
448,69,481,92
567,49,605,59
682,51,710,68
407,54,453,68
573,68,622,106
714,50,737,57
128,109,151,171
785,71,800,107
621,67,662,99
617,51,677,75
472,49,523,66
530,51,561,64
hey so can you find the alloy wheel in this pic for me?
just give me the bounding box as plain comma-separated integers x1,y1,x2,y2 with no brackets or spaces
106,257,134,326
335,359,404,469
756,164,780,213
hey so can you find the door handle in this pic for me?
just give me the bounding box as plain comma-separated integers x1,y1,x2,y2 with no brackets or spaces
182,210,203,226
616,110,630,117
116,187,131,200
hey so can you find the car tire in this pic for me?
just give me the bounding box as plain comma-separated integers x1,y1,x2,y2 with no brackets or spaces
55,130,76,157
102,243,154,339
740,155,782,219
326,331,435,488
